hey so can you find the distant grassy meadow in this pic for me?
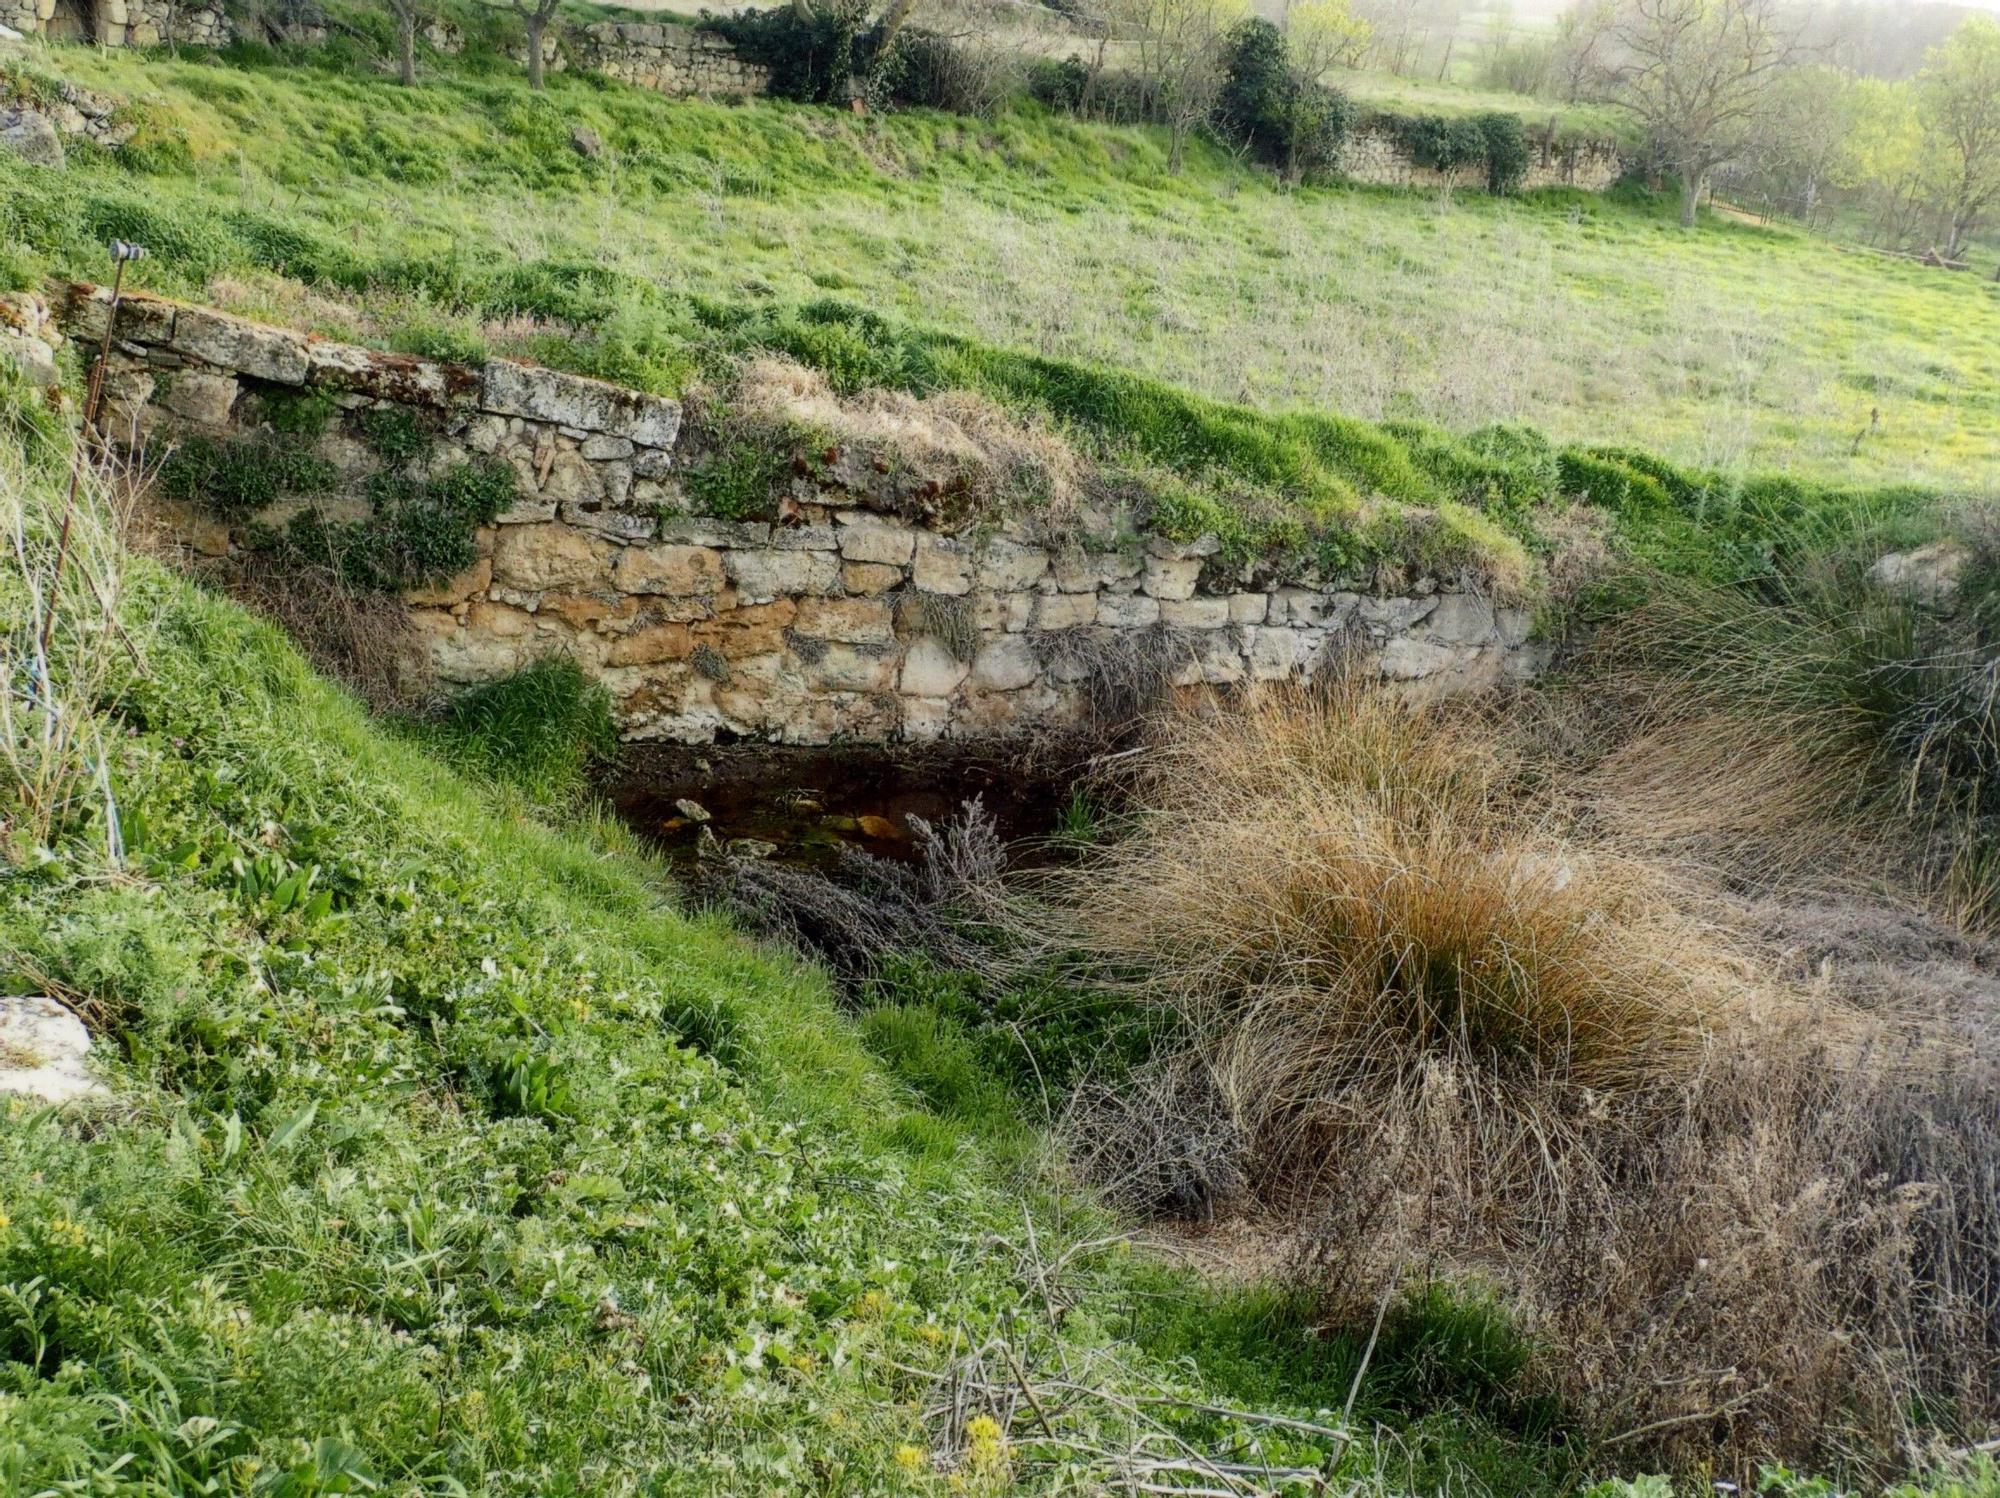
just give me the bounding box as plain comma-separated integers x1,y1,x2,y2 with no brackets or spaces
3,39,1997,496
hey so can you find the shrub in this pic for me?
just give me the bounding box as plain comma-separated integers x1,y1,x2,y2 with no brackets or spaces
1584,520,2000,920
1213,20,1351,179
702,3,865,104
1476,111,1531,194
1387,112,1489,179
1024,679,2000,1475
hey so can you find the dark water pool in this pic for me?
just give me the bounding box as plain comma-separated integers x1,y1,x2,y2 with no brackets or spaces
604,742,1077,868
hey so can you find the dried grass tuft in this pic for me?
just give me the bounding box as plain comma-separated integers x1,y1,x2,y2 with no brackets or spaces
731,355,1084,524
1023,677,2000,1474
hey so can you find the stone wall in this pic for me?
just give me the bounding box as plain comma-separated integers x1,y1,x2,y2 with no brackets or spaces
24,283,1539,745
0,0,229,46
1337,121,1626,192
573,23,770,98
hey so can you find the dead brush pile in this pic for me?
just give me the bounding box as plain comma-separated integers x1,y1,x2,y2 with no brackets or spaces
1033,681,2000,1476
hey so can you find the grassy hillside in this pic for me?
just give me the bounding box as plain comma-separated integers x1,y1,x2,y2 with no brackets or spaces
1,430,1622,1494
1,37,1996,494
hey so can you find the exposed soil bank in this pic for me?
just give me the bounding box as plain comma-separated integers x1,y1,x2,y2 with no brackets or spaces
605,741,1077,866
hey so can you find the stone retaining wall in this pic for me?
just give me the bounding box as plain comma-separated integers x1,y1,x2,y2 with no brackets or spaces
574,23,771,97
1338,122,1626,192
23,283,1540,745
0,0,229,46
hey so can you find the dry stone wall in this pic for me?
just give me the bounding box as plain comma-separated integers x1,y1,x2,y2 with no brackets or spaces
0,0,229,45
25,282,1539,745
574,23,770,97
1337,122,1625,192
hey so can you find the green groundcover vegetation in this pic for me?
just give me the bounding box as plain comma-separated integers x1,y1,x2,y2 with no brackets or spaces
4,23,1997,494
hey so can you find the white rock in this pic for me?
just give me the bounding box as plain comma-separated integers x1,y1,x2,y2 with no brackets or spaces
1424,593,1498,646
1869,541,1970,608
1160,597,1230,630
726,549,840,603
838,518,917,566
970,635,1040,691
976,539,1049,592
900,636,970,696
0,997,105,1104
1098,593,1161,629
1142,555,1202,601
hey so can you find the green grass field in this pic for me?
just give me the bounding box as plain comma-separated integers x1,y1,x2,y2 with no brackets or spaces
9,23,2000,1494
3,37,1997,496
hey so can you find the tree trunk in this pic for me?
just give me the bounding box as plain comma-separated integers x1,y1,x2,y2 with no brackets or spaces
1678,170,1703,227
398,12,417,85
526,14,546,88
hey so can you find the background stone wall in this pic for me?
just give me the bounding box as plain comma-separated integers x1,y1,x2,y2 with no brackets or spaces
574,24,771,97
1338,122,1626,192
28,283,1539,746
0,0,229,46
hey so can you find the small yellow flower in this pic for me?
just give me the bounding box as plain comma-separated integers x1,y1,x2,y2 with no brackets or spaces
963,1414,1007,1477
894,1443,927,1475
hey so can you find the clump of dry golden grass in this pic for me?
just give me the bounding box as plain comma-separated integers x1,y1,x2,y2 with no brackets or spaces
1045,681,1750,1115
729,355,1085,524
1032,678,2000,1476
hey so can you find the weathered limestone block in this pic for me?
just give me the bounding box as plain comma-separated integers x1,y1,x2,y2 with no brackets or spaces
1168,630,1246,687
1032,592,1097,630
1359,596,1439,636
773,523,839,552
155,369,238,427
1142,555,1203,601
607,622,693,666
1378,636,1456,681
0,107,64,167
170,306,309,385
800,642,897,694
977,540,1048,592
900,637,969,697
660,517,772,548
1228,593,1269,625
901,695,955,741
306,342,469,405
491,524,612,591
842,561,903,595
1098,593,1161,629
1245,625,1306,681
972,591,1034,633
726,549,841,603
1424,593,1498,646
694,599,797,659
613,543,725,596
480,359,681,447
970,635,1040,691
794,596,895,645
913,535,973,595
1159,597,1230,630
838,517,918,565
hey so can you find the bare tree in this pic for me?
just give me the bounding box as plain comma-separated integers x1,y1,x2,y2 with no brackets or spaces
1916,15,2000,259
1595,0,1809,225
1114,0,1248,171
510,0,560,88
383,0,422,84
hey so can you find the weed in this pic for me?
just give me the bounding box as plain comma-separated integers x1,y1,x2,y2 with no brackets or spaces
159,432,336,520
424,655,617,803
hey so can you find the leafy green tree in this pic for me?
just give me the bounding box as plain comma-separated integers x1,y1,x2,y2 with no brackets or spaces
1597,0,1809,226
1915,15,2000,259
